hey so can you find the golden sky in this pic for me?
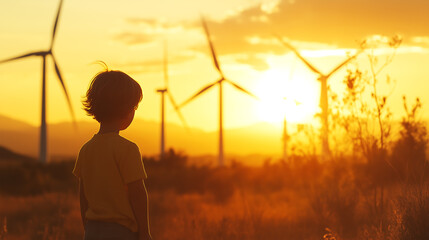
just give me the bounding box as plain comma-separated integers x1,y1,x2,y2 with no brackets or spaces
0,0,429,132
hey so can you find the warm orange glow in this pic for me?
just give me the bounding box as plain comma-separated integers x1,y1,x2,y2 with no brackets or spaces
0,0,429,157
255,68,319,124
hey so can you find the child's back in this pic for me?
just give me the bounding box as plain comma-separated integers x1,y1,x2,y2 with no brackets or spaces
74,133,146,231
73,69,152,240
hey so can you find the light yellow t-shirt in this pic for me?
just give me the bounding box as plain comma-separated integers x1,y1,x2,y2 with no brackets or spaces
72,132,147,232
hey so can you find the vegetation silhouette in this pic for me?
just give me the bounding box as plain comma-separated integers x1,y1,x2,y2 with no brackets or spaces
1,133,428,240
391,96,428,184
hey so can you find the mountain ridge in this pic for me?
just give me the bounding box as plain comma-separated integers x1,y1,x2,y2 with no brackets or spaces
0,114,285,160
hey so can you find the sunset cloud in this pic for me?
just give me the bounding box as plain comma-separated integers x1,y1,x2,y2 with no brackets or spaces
411,36,429,47
114,32,156,46
114,0,429,73
114,18,199,46
190,0,429,54
260,0,281,14
116,51,198,73
234,54,270,71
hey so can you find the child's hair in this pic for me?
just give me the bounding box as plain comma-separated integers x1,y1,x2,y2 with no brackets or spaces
83,69,143,122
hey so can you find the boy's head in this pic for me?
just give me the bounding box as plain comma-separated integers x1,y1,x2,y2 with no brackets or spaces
83,70,143,123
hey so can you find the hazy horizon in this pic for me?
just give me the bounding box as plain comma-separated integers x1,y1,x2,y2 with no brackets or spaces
0,113,304,163
1,0,428,132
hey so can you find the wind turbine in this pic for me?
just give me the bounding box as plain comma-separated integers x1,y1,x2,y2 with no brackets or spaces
282,98,289,163
281,60,297,163
156,40,188,160
0,0,75,163
275,35,363,156
179,17,258,166
282,98,301,163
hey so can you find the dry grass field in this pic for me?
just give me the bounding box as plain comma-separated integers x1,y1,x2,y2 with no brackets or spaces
0,150,428,240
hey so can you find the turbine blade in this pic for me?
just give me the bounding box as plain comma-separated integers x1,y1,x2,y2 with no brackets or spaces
274,34,323,76
51,54,77,128
201,16,223,76
167,91,189,130
51,0,64,50
225,79,259,100
0,52,40,64
179,81,217,108
163,39,168,87
326,48,364,78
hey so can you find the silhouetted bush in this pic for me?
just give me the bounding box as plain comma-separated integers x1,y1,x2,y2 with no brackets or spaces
145,149,236,203
2,146,429,239
0,160,76,196
397,186,429,240
390,97,428,184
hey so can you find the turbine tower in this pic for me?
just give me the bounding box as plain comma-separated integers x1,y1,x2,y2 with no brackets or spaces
0,0,75,163
282,98,289,163
281,60,297,163
275,36,362,156
282,98,301,163
156,40,188,160
180,17,258,166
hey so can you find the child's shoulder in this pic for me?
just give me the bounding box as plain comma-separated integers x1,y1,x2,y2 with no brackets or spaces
80,133,139,152
103,134,140,154
110,135,141,157
114,134,139,149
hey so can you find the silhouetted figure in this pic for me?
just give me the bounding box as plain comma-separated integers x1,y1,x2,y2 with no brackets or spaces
73,68,152,240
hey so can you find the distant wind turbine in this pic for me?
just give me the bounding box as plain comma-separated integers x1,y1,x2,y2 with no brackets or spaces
156,40,188,160
282,98,301,163
0,0,75,163
275,35,363,156
179,17,258,166
281,60,297,163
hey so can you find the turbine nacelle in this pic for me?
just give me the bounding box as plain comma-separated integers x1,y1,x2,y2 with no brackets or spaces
157,88,167,93
33,51,52,57
317,76,326,82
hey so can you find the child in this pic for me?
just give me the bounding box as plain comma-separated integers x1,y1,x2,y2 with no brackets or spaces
73,68,152,240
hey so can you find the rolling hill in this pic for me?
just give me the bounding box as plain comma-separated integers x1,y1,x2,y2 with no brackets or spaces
0,114,287,163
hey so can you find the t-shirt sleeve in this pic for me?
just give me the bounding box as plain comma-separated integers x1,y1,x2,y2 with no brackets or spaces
118,143,147,184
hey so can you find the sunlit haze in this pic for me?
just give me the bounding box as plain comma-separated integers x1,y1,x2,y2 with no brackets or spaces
1,0,429,153
2,1,429,239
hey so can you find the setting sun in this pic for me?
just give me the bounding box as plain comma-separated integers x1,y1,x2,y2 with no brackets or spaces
255,68,319,124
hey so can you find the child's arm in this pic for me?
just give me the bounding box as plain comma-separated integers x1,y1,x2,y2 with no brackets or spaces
79,179,88,229
128,179,152,240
